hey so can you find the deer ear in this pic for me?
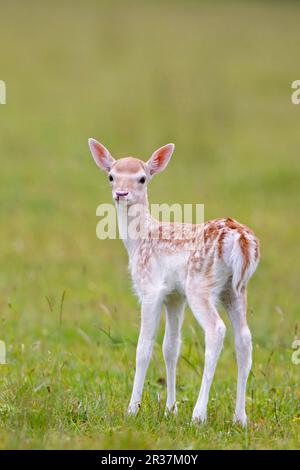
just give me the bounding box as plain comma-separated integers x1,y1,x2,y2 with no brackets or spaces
88,138,115,172
146,143,175,175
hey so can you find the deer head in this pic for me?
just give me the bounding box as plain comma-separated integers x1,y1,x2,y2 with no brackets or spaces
88,138,175,206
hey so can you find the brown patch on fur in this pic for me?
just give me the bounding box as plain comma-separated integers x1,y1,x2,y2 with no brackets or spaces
204,222,218,237
225,217,239,231
217,229,227,258
226,217,254,236
225,218,256,290
204,222,219,248
239,233,250,278
225,218,251,276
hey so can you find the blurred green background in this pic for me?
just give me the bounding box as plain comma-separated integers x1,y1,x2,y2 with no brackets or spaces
0,0,299,449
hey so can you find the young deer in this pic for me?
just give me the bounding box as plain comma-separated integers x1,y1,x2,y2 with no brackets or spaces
88,138,260,426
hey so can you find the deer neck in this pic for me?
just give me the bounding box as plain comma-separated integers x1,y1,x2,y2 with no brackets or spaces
116,195,152,257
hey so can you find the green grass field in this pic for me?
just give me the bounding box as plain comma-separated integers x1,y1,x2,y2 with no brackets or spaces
0,0,299,449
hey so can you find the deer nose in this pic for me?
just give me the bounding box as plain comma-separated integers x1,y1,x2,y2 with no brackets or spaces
116,191,129,197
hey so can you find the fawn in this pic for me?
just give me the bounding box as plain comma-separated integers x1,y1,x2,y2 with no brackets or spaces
88,139,260,426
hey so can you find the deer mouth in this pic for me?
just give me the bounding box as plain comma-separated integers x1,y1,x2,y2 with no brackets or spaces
114,191,129,202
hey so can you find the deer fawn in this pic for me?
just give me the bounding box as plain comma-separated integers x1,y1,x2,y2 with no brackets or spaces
88,138,260,426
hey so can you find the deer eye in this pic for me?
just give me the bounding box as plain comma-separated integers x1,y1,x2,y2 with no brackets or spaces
108,174,113,182
139,176,146,184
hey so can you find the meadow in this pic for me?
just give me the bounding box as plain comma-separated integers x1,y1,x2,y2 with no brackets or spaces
0,0,299,449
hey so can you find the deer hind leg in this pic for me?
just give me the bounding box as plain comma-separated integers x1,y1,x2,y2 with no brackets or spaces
163,296,185,414
222,285,252,426
187,289,226,423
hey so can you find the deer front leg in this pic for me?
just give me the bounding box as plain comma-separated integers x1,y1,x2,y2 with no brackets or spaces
163,298,185,414
128,294,163,415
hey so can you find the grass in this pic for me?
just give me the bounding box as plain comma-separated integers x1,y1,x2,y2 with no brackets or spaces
0,0,299,449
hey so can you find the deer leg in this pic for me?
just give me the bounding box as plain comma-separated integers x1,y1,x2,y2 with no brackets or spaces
187,293,226,423
163,297,185,414
128,293,163,415
223,287,252,426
